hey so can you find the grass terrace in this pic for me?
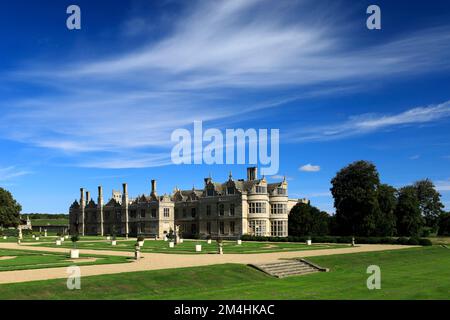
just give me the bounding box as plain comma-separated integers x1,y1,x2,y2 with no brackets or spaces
0,248,131,272
0,246,447,299
30,239,349,254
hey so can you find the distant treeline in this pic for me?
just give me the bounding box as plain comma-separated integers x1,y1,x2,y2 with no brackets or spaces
23,213,69,219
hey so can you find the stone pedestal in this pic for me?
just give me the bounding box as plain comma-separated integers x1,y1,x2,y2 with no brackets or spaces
56,240,62,246
195,244,202,252
169,241,175,248
218,243,223,255
70,249,79,259
134,246,141,260
237,240,242,245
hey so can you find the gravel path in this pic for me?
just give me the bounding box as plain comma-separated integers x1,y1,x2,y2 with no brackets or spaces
0,243,415,284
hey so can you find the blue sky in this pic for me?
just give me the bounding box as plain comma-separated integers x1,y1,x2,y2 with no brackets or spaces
0,0,450,213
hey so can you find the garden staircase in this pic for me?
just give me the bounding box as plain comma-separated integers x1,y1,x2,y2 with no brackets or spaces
251,259,328,278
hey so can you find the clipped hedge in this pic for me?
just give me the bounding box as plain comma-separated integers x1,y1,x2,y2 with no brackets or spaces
240,235,432,246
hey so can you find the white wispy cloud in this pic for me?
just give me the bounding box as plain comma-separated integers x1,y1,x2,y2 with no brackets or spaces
269,175,292,181
299,164,321,172
0,166,31,182
289,100,450,142
435,179,450,192
1,0,450,168
409,155,420,160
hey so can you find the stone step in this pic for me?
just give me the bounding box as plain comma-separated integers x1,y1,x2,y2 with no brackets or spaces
273,269,318,278
260,266,316,274
258,261,301,268
251,259,328,278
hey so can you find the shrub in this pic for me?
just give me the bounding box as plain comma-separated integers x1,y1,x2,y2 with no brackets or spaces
137,236,145,241
407,237,420,245
418,238,432,246
240,235,431,246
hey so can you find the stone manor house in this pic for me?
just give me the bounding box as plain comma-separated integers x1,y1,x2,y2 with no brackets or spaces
69,167,307,239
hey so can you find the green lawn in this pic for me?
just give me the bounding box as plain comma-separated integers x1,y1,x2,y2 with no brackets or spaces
32,239,348,254
30,218,69,226
0,235,127,243
0,248,131,272
0,246,448,299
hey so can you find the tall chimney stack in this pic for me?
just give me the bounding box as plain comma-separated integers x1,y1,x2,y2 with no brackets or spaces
98,186,103,205
79,188,85,236
151,179,157,194
98,186,104,236
80,188,85,204
122,183,129,237
247,167,257,181
86,191,90,203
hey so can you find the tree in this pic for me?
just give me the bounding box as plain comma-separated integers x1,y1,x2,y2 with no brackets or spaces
288,202,329,236
438,212,450,236
330,160,381,236
395,186,424,237
413,179,444,233
375,184,397,236
0,188,22,228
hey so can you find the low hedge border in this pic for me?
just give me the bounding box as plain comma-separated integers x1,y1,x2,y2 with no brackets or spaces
240,235,432,246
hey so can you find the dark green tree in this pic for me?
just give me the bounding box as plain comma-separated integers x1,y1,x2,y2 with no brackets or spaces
288,202,329,236
330,160,381,236
437,212,450,236
413,179,444,233
375,184,397,236
0,188,22,228
395,186,424,237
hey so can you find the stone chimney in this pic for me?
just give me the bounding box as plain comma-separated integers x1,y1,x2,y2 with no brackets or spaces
98,186,104,236
247,167,257,181
80,188,85,205
151,179,157,195
98,186,103,205
86,191,90,203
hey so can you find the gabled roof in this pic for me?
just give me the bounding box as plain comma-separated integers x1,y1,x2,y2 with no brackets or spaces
70,200,80,209
105,198,121,207
87,199,97,208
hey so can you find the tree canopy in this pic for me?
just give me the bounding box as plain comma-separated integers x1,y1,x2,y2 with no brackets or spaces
375,184,397,236
395,186,424,237
288,202,330,236
438,212,450,236
0,188,22,228
413,179,444,232
330,160,381,236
